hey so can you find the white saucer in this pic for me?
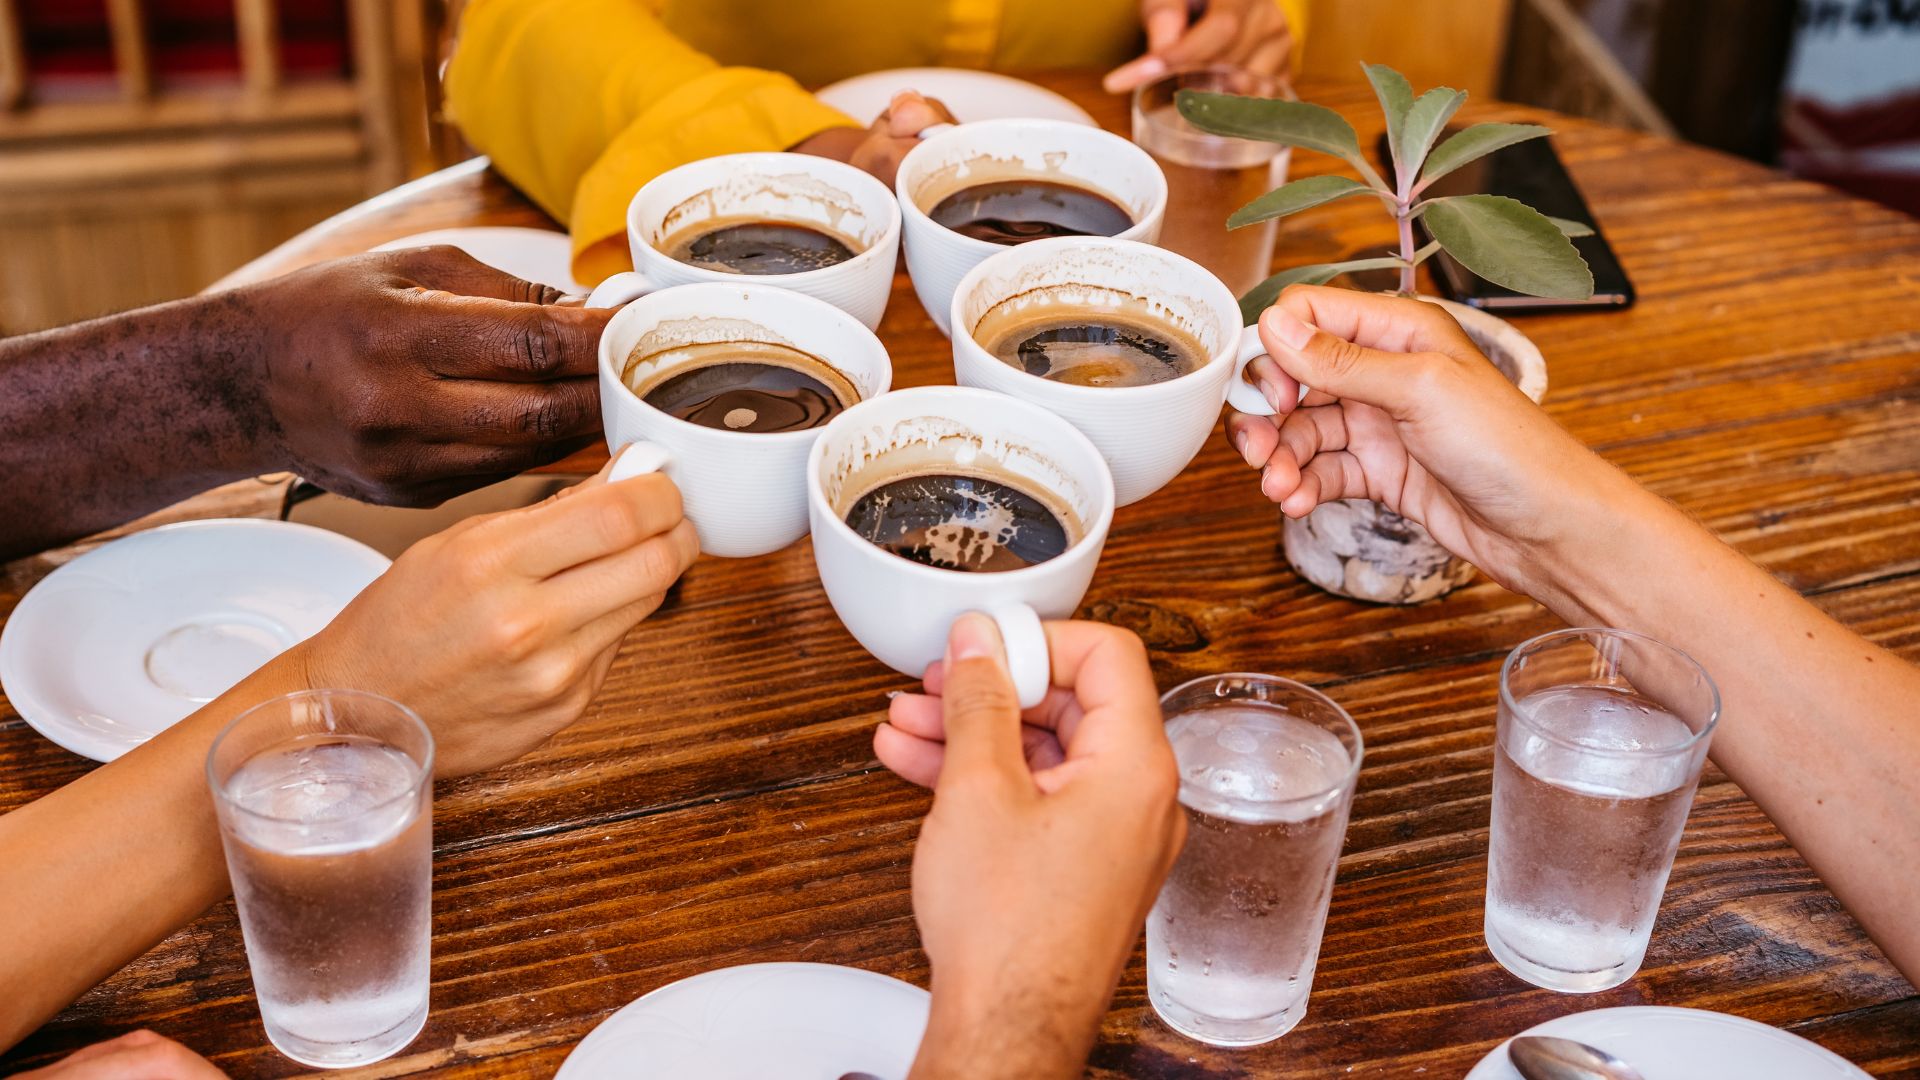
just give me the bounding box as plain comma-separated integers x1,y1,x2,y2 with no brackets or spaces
1464,1006,1871,1080
555,962,930,1080
373,226,584,294
0,520,389,762
815,67,1098,127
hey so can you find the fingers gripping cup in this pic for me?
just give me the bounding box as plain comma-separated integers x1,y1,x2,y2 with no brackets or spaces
807,386,1114,702
896,119,1168,336
597,283,893,558
584,152,902,329
949,236,1296,506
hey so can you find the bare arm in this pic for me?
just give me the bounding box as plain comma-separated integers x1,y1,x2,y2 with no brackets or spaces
0,457,698,1049
0,247,609,561
1232,285,1920,981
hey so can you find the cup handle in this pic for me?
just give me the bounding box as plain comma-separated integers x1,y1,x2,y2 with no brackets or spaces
1225,323,1311,417
983,602,1050,710
584,271,659,310
609,441,672,481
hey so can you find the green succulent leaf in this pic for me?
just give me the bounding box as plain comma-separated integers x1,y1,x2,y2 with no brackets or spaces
1364,63,1414,141
1238,257,1410,325
1419,123,1552,186
1397,87,1466,183
1227,175,1377,229
1419,195,1594,299
1177,89,1373,180
1548,215,1596,238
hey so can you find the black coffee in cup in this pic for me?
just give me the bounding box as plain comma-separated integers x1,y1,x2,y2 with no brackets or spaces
660,217,858,275
627,342,857,433
928,179,1132,245
843,471,1073,572
977,304,1206,388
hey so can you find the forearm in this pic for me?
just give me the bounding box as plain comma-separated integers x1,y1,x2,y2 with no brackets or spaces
0,652,309,1049
911,978,1108,1080
1539,476,1920,980
0,290,273,559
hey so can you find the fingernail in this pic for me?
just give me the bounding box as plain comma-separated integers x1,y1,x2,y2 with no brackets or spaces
1135,57,1166,81
1230,429,1248,460
1258,378,1285,412
1263,306,1314,351
947,611,1002,664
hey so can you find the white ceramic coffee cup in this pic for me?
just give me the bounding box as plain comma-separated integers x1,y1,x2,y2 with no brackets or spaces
949,236,1296,506
597,282,892,558
807,386,1115,704
895,119,1168,336
585,152,901,329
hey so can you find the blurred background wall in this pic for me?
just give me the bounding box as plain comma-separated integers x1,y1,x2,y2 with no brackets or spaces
1,0,1914,336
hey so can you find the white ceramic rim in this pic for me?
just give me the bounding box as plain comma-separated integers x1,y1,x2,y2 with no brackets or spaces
949,235,1242,400
805,385,1116,587
597,281,894,451
894,118,1170,260
625,151,902,285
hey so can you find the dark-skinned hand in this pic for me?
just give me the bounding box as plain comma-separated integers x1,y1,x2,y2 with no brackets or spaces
248,245,610,506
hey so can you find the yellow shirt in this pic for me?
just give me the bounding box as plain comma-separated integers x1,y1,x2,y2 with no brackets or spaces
445,0,1308,284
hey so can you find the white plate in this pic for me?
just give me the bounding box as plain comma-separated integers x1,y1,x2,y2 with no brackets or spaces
555,962,930,1080
373,226,584,295
0,520,389,762
815,67,1097,128
1465,1006,1872,1080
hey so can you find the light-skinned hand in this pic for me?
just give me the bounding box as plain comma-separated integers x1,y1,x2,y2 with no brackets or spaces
1104,0,1296,94
882,616,1184,1080
792,90,958,188
12,1031,225,1080
297,448,699,777
1226,285,1637,602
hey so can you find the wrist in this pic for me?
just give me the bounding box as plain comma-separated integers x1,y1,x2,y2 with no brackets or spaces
912,963,1109,1080
1527,459,1701,628
788,124,867,162
195,282,286,478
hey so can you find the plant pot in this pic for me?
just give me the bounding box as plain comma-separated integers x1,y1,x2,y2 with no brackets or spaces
1280,297,1546,605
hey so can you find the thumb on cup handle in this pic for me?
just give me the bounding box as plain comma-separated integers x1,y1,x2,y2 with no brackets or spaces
609,440,672,482
584,271,659,310
1225,323,1310,416
984,602,1049,710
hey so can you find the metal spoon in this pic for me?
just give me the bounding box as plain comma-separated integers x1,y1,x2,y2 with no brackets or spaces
1508,1036,1646,1080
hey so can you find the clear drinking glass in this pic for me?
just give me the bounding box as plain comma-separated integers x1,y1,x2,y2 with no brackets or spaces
1485,628,1720,992
1147,673,1362,1046
1132,67,1293,297
208,689,435,1068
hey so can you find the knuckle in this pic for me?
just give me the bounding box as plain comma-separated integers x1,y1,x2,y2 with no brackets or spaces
633,537,684,591
524,653,580,702
486,613,546,664
592,493,650,551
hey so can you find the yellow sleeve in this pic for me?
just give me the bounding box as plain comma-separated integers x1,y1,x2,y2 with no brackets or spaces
1282,0,1309,56
444,0,859,285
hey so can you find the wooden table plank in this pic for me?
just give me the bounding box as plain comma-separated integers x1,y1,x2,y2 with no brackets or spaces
4,71,1918,1077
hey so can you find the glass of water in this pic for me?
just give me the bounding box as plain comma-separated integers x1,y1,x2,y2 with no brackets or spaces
1147,673,1362,1046
208,689,435,1068
1485,628,1719,992
1132,67,1293,298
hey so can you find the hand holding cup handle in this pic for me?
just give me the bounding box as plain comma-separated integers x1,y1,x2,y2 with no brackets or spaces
982,602,1050,709
609,441,672,481
1226,324,1311,416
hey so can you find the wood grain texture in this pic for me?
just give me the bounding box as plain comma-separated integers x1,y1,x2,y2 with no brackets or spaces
3,73,1918,1077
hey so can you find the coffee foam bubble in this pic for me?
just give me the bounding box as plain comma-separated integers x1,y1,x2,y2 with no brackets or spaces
823,414,1088,541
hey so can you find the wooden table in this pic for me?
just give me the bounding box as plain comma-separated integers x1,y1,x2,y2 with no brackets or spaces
5,72,1919,1078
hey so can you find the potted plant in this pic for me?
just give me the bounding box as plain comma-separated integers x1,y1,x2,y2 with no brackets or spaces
1177,65,1596,604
